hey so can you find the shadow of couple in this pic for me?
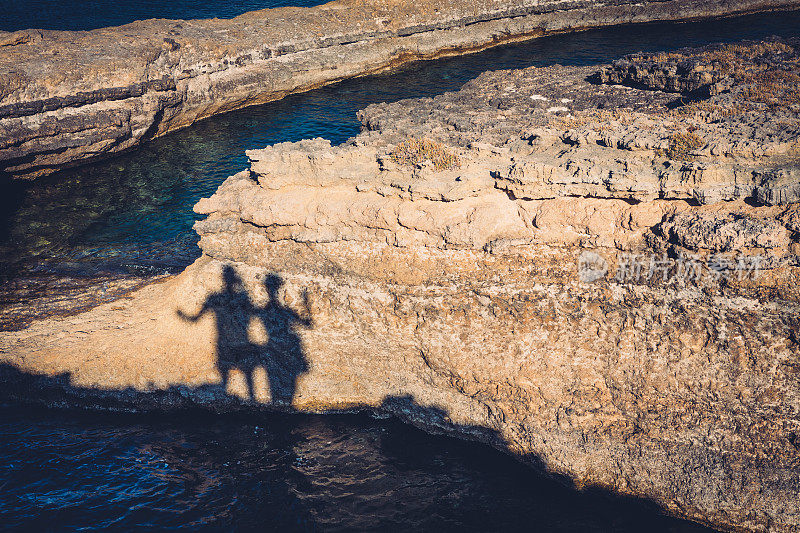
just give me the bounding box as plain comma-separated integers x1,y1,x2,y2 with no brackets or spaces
177,265,311,406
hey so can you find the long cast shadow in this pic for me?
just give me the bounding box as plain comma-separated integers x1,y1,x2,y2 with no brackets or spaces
0,369,716,532
0,265,724,531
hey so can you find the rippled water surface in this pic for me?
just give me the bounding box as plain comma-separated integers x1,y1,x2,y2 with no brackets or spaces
0,407,714,531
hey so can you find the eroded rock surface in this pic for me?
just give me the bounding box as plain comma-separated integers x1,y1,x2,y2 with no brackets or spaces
2,40,800,531
3,0,800,179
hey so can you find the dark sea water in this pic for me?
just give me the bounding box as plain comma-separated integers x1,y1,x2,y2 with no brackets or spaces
0,0,328,32
1,10,799,531
3,10,800,284
0,407,714,532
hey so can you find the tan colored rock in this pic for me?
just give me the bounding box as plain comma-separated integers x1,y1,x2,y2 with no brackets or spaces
2,41,800,532
3,0,800,178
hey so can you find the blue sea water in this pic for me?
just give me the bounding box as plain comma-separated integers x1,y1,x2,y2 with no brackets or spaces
0,0,328,32
0,9,798,531
0,407,715,531
3,10,800,282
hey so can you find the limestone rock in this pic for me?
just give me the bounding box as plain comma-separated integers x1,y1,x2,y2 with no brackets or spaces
2,40,800,532
4,0,800,178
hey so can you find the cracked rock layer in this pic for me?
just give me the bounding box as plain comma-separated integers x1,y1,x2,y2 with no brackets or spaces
3,0,800,178
2,40,800,532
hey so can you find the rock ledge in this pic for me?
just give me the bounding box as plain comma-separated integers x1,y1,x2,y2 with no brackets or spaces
2,40,800,532
3,0,800,178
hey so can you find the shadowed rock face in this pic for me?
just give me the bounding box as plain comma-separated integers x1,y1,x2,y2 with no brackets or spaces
2,41,800,531
3,0,800,179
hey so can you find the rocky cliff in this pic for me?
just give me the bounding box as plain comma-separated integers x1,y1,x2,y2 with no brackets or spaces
3,0,800,179
2,40,800,531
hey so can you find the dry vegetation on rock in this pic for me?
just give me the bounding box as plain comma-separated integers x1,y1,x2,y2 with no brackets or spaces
659,131,705,160
390,137,461,171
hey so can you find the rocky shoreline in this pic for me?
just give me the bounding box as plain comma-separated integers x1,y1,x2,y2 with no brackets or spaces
2,39,800,531
3,0,800,180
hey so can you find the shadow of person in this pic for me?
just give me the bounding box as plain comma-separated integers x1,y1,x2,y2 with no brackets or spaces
177,266,311,408
259,274,312,407
178,265,261,400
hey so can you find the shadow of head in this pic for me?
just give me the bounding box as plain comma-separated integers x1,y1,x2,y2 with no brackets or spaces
222,264,244,293
264,273,283,299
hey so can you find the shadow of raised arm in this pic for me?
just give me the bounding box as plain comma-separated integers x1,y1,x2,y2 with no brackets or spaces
176,304,207,323
297,289,314,328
